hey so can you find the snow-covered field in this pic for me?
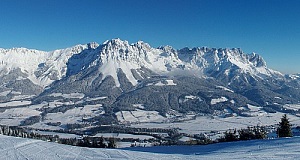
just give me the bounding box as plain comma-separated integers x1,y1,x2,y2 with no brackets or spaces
1,97,300,138
93,133,155,140
116,109,165,123
211,97,228,105
43,104,104,124
49,93,85,99
0,94,109,128
0,101,32,107
131,112,300,135
1,134,300,159
0,107,41,126
283,104,300,111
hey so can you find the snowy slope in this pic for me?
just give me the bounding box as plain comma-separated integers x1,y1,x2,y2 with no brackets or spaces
1,134,300,159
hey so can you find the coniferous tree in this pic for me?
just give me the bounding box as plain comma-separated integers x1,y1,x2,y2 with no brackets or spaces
254,126,267,139
107,137,117,148
98,136,107,148
277,114,292,137
238,127,255,140
220,129,239,142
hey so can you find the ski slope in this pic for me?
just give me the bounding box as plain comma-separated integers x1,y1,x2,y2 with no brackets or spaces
1,134,300,159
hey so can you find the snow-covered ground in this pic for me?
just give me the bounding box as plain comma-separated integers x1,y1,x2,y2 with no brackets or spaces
131,112,300,135
49,93,85,99
179,95,202,103
1,134,300,159
43,104,104,124
93,133,155,140
0,107,41,126
216,86,234,92
0,98,104,128
211,97,228,105
154,80,177,86
283,104,300,111
0,101,32,107
116,109,165,123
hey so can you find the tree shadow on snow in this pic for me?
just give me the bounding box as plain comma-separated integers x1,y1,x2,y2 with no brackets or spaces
121,138,297,155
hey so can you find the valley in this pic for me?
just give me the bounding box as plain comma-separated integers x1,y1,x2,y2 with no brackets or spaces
0,91,299,147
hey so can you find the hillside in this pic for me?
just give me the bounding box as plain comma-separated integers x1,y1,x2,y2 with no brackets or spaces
0,134,299,159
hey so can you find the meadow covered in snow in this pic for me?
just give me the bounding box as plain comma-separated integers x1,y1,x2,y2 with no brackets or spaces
0,134,299,160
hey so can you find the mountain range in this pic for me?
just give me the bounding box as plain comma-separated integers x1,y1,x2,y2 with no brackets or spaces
0,38,300,125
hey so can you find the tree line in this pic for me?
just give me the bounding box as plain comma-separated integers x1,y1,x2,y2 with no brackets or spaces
0,125,117,148
218,114,293,142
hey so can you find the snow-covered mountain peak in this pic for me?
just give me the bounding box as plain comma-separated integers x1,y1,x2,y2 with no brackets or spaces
0,39,286,91
93,39,183,87
1,38,297,115
134,40,149,46
87,42,99,49
248,52,267,67
100,40,135,62
176,46,282,80
3,47,42,54
133,40,152,52
0,44,91,88
157,45,176,53
0,47,47,73
102,38,130,49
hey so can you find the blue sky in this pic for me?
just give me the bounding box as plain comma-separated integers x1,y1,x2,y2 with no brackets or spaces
0,0,299,73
